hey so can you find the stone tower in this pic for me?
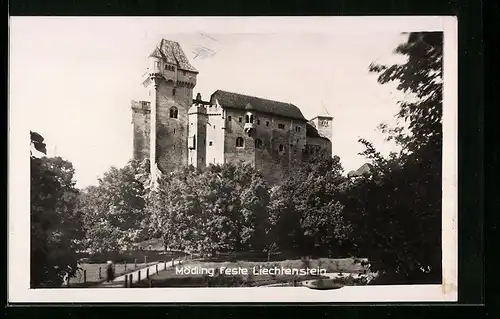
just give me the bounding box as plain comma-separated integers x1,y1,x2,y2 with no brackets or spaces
310,115,333,142
188,93,208,168
131,39,198,181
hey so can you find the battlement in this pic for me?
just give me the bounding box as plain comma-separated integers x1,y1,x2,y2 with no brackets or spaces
131,100,151,113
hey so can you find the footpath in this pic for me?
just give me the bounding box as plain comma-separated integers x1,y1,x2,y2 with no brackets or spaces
97,259,185,288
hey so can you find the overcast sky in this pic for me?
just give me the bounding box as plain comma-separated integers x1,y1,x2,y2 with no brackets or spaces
10,17,447,188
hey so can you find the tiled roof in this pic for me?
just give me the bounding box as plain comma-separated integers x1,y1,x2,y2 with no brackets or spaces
149,39,198,73
212,90,307,121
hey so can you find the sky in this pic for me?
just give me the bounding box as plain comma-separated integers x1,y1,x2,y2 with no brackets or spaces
10,17,447,188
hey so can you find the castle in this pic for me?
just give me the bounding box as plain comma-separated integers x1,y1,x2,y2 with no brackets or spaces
131,39,333,185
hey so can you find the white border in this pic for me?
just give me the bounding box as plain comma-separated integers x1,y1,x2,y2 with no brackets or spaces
8,16,458,303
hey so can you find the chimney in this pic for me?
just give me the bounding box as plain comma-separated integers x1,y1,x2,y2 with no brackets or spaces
196,93,202,101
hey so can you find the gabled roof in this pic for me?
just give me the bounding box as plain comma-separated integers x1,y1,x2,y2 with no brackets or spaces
149,39,198,73
211,90,307,121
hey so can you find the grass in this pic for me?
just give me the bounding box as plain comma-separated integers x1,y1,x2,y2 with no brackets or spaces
132,257,369,288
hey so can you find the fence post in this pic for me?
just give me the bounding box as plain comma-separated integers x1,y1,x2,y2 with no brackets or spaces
83,270,87,283
164,261,167,269
146,268,150,279
67,274,70,287
144,256,147,264
98,267,102,280
124,274,128,288
129,274,133,288
138,270,141,282
156,264,158,274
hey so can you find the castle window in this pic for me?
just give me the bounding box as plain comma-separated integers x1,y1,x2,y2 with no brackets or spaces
266,121,270,127
279,144,284,152
295,126,301,132
255,139,263,149
278,124,285,129
245,115,249,123
239,117,242,123
228,116,232,121
169,107,178,118
209,141,213,146
236,137,244,148
257,120,260,125
172,88,176,96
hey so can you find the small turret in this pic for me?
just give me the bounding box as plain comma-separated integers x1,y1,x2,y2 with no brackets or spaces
148,54,162,77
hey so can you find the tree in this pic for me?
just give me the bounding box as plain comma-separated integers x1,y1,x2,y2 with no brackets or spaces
78,160,148,253
146,162,272,256
30,131,47,155
344,32,443,283
30,132,82,287
269,155,351,257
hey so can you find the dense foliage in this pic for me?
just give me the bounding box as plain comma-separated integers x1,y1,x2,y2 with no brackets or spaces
269,155,351,257
146,163,271,255
345,31,443,283
30,133,83,287
77,160,149,253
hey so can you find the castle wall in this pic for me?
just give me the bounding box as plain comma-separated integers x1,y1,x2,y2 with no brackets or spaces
154,77,192,173
221,107,308,185
131,101,151,161
304,136,332,159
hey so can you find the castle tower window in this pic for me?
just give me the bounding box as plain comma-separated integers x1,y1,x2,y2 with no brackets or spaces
245,115,249,123
279,144,284,152
250,115,254,123
172,88,176,96
228,116,232,121
255,139,263,149
266,121,270,127
169,107,178,118
239,117,242,123
209,141,213,146
236,137,244,148
257,120,260,125
278,124,285,129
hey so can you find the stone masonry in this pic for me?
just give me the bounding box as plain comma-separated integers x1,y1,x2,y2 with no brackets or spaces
131,39,333,185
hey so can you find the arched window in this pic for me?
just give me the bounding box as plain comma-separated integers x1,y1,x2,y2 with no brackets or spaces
255,139,263,149
236,137,244,148
245,115,250,123
279,144,284,152
250,115,254,123
170,107,178,119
